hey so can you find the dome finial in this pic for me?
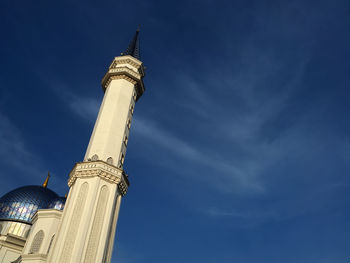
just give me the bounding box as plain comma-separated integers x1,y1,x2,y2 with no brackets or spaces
43,171,50,188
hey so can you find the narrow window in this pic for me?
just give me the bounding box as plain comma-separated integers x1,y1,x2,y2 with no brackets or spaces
127,119,131,129
47,234,55,254
130,104,134,115
119,153,125,168
124,135,128,146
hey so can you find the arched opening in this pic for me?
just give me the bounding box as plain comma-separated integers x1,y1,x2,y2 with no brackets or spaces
29,230,44,254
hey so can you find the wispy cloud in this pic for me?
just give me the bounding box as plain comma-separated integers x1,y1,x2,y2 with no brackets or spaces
33,70,100,122
203,206,284,228
45,79,100,122
135,55,311,194
48,84,265,192
59,90,100,122
133,117,264,193
168,35,317,195
0,112,44,183
133,118,202,161
205,206,278,220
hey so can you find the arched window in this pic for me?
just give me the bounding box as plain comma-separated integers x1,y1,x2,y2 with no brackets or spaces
107,157,113,165
29,230,44,254
47,234,55,254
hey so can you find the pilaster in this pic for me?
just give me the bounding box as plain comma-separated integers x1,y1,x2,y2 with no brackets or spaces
47,161,128,263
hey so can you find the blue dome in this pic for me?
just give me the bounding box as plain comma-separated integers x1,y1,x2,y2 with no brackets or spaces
0,185,65,224
48,196,66,210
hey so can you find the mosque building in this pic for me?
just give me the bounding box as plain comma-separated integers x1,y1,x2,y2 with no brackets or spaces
0,29,145,263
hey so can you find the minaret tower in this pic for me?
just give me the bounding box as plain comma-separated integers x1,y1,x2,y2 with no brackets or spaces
48,30,145,263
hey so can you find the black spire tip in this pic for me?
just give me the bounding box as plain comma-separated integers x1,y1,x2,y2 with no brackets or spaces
123,29,140,60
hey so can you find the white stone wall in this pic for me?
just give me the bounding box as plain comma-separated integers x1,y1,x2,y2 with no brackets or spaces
20,209,62,263
0,244,22,263
0,221,28,262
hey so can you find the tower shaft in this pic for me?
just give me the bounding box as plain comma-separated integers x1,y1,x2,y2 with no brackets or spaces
47,33,145,262
84,76,135,167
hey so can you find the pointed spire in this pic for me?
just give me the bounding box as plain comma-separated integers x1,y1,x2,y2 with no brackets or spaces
42,171,50,188
123,28,141,60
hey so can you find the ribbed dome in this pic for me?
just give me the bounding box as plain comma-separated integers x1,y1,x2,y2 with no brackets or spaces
0,185,65,224
48,196,66,210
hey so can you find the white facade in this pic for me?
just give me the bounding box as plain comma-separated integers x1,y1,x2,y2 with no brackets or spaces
0,32,145,263
21,210,62,263
47,55,144,263
0,231,25,263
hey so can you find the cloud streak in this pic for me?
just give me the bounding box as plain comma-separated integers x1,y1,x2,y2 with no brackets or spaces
133,117,265,193
57,85,266,193
62,91,100,122
0,112,45,183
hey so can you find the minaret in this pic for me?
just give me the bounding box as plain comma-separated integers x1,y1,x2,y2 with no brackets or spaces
48,30,145,263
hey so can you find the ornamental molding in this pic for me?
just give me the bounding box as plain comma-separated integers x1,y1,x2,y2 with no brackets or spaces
0,239,24,250
110,58,141,69
103,75,137,91
115,55,142,65
68,161,129,196
109,66,141,79
101,66,141,86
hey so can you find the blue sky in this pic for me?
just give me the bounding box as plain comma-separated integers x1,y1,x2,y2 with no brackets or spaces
1,0,350,262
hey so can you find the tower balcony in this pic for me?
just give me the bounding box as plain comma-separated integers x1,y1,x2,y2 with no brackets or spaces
101,55,145,101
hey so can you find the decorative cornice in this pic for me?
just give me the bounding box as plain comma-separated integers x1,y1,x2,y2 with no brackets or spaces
0,239,24,250
1,234,26,248
32,209,63,224
68,161,129,196
110,58,141,69
116,55,142,65
110,66,141,79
